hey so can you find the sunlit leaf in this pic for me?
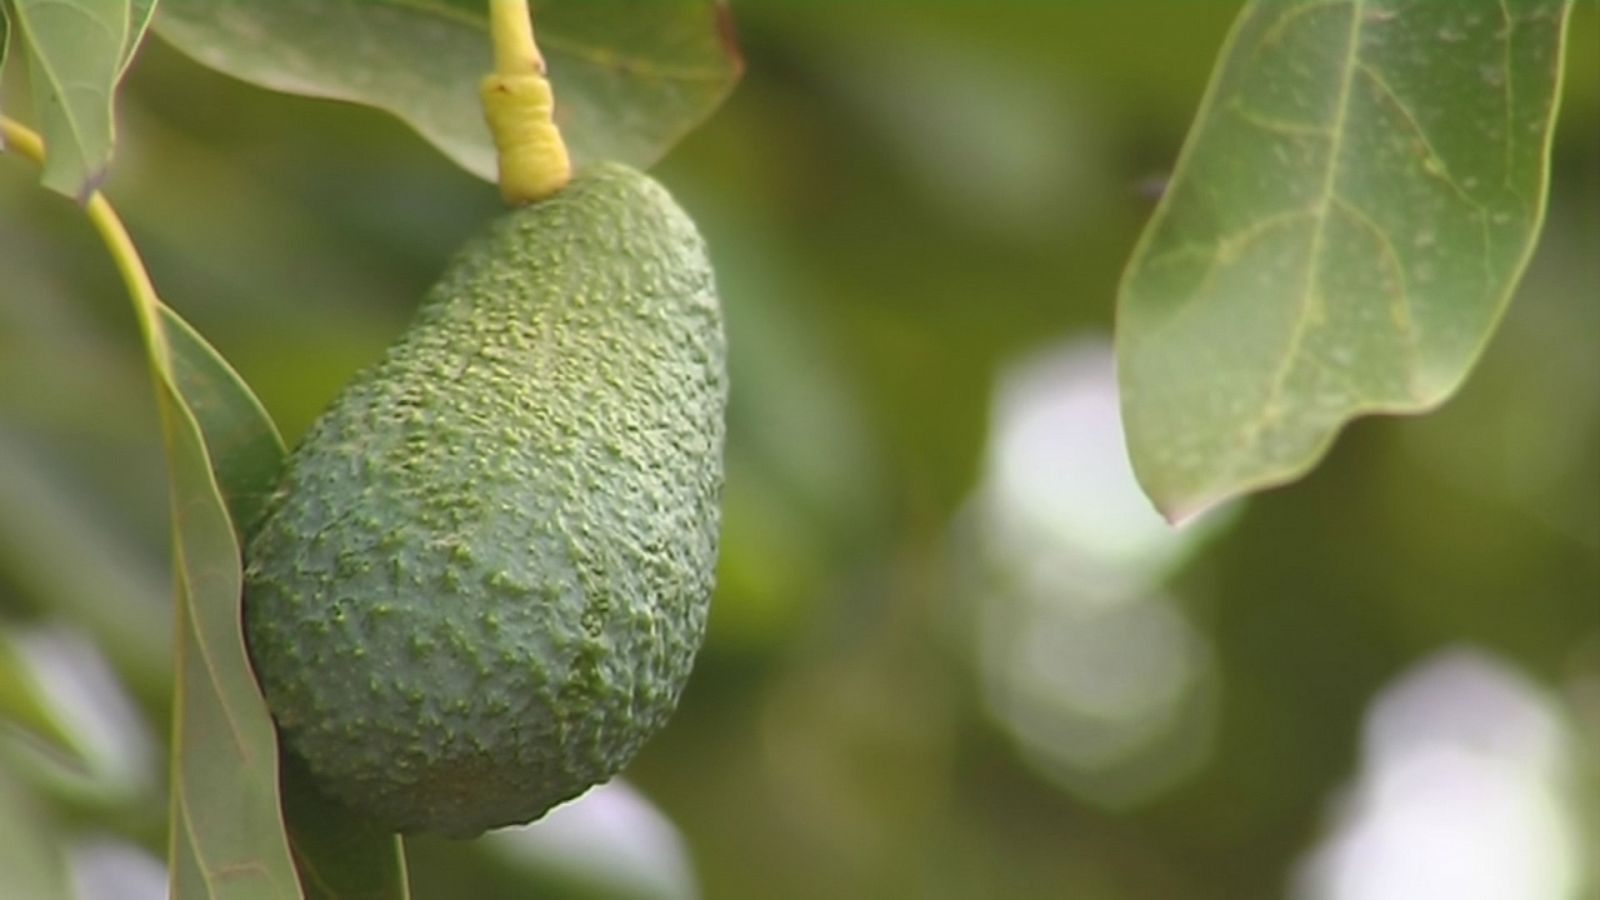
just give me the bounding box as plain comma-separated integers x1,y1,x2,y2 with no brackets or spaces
152,0,742,180
11,0,130,200
1115,0,1574,521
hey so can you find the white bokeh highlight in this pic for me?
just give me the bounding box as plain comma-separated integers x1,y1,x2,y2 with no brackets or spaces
964,337,1234,806
483,780,699,900
1295,647,1586,900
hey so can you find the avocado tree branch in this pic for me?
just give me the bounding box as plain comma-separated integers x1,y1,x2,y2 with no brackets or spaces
482,0,572,204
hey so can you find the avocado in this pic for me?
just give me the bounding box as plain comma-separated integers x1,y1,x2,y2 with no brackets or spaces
242,163,725,837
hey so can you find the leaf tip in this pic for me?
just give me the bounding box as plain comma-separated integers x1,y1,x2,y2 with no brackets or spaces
1159,497,1213,528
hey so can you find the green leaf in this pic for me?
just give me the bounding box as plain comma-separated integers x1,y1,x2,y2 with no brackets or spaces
281,752,410,900
0,771,70,900
153,366,302,900
11,0,131,200
161,304,286,535
149,299,409,899
126,301,303,899
151,0,742,180
122,0,158,75
1,4,11,90
0,629,90,770
1115,0,1574,521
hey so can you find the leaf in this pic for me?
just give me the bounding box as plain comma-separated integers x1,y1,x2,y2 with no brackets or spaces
1115,0,1574,521
146,300,410,899
0,628,90,769
0,771,70,900
151,0,742,180
122,0,158,75
153,364,303,900
280,752,410,900
0,4,10,90
161,304,286,535
11,0,131,200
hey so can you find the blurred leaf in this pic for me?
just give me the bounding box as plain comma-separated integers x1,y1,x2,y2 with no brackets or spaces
280,753,410,900
1116,0,1574,521
0,432,173,699
11,0,130,200
147,301,410,899
0,771,70,900
0,628,89,769
151,0,743,180
122,0,158,75
1,5,10,90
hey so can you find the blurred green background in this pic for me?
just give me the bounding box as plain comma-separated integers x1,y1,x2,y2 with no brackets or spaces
2,3,1597,899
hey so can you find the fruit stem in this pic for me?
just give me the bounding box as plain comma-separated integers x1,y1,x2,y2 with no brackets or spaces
1,115,172,371
482,0,572,205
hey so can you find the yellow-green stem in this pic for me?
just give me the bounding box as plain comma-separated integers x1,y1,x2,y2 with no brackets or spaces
2,115,172,371
488,0,544,75
481,0,571,204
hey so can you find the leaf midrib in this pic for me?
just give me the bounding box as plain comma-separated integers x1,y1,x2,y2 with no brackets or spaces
1240,0,1366,455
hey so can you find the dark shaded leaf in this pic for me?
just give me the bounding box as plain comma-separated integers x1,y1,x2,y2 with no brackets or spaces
281,753,411,900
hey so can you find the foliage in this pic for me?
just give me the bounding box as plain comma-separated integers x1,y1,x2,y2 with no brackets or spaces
1118,0,1574,519
1,1,1595,899
152,0,741,180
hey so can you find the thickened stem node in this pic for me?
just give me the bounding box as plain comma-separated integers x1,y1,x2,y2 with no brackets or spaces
482,0,572,204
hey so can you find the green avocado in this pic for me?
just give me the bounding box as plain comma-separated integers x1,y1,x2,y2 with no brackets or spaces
242,163,725,838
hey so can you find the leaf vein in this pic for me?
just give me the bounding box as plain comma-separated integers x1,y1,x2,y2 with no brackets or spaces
1355,60,1489,216
1329,193,1423,397
1225,97,1335,138
1250,0,1367,449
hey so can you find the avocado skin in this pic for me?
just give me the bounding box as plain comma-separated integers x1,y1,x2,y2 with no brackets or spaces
243,164,725,837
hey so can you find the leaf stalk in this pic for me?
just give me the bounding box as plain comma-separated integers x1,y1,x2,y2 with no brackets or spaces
482,0,571,204
1,115,170,371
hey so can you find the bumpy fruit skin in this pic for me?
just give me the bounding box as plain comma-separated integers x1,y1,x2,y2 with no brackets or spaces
243,163,725,837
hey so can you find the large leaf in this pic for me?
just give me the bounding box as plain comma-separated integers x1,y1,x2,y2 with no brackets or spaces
11,0,130,200
1116,0,1574,521
149,300,410,899
149,340,302,900
152,0,742,180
